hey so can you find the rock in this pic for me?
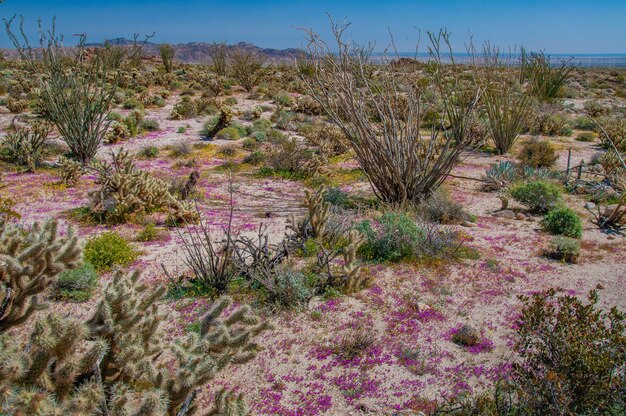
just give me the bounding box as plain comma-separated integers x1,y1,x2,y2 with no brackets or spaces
452,324,480,347
460,221,477,228
596,283,604,289
515,213,526,220
494,210,516,219
585,202,596,211
607,235,615,240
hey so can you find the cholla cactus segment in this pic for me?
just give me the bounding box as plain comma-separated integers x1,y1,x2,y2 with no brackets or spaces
304,185,330,240
0,314,105,415
0,219,80,333
89,148,197,224
341,230,367,293
57,156,84,186
205,389,250,416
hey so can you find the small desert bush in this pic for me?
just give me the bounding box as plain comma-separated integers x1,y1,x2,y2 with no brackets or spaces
575,132,595,142
140,118,160,132
264,138,320,178
509,180,562,213
264,267,312,308
243,151,265,165
543,236,580,263
356,212,424,262
169,142,193,158
517,140,558,168
512,290,625,415
541,207,583,238
583,100,609,118
214,126,240,141
52,262,98,302
84,232,137,271
136,223,162,242
138,145,159,158
571,115,596,131
417,189,471,224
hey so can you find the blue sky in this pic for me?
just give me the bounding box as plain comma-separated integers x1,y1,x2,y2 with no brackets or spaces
1,0,624,53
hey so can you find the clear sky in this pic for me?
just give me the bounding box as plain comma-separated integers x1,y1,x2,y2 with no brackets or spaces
1,0,624,53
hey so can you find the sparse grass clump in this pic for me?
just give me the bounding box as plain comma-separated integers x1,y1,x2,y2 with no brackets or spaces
541,207,583,238
84,232,137,271
417,189,472,224
509,180,562,213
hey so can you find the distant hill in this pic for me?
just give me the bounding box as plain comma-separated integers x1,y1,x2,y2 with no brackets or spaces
84,38,304,63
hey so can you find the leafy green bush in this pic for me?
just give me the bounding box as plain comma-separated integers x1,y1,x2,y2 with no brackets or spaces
137,223,160,242
512,290,625,415
356,212,425,262
518,140,558,168
214,126,240,141
509,180,562,213
52,263,98,302
140,119,160,132
84,232,137,271
541,207,583,238
543,236,580,263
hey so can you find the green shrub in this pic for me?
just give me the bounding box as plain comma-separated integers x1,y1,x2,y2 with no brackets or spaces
571,116,596,131
417,189,471,224
123,98,143,110
273,91,292,107
324,187,351,208
243,151,265,165
140,119,160,132
214,126,240,141
512,290,625,415
84,232,137,271
575,132,595,142
177,126,187,134
138,145,159,158
543,236,580,263
509,180,562,213
137,223,160,242
356,212,425,262
518,140,558,168
242,137,258,150
52,263,98,302
541,207,583,238
263,267,312,308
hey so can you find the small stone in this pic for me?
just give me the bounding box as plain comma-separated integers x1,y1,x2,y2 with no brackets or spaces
596,283,604,289
585,202,596,211
460,221,477,227
515,212,526,220
494,210,516,219
607,235,615,240
452,324,480,347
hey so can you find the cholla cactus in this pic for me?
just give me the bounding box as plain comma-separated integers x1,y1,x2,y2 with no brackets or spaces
2,267,269,415
304,185,330,240
205,389,250,416
206,105,234,138
0,314,105,414
0,219,80,333
90,149,197,224
341,230,367,293
57,156,83,186
2,120,52,172
88,270,269,415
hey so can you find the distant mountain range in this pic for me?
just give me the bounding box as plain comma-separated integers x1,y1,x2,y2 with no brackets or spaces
84,38,304,63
